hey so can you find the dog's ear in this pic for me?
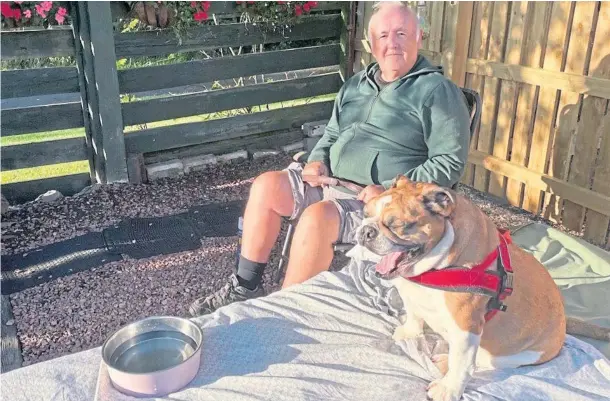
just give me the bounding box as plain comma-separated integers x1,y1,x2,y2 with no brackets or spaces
391,175,411,189
422,188,455,217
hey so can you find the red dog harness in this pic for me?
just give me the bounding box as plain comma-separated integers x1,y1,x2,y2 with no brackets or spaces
405,229,514,322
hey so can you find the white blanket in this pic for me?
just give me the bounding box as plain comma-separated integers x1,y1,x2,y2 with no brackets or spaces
2,256,610,401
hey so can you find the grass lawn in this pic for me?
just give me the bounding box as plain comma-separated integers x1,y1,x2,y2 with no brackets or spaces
1,94,335,185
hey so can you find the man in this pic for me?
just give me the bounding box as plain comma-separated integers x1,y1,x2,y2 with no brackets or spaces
189,1,471,316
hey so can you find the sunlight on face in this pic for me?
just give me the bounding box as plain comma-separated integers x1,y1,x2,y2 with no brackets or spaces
369,3,421,81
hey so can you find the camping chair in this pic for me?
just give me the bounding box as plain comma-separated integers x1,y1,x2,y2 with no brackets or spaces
272,87,482,285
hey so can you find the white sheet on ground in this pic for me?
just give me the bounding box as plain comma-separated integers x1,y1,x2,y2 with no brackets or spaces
2,250,610,401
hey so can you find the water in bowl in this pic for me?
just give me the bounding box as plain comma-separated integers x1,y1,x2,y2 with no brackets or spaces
110,330,197,374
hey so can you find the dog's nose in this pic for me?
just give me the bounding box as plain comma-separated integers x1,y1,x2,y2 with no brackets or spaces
359,224,379,243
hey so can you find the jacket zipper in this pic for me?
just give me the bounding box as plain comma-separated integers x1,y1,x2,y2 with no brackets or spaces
365,84,391,123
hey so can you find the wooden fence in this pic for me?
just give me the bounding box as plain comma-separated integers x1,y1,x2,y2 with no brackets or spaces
1,1,350,203
354,0,610,247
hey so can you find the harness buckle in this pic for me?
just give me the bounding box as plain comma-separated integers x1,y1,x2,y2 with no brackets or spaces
487,297,508,312
502,271,514,295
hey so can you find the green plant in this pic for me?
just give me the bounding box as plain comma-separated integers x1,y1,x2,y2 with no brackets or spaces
235,1,319,34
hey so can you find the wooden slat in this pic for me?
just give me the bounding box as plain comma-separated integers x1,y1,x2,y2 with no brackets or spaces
1,295,22,373
565,2,608,234
555,1,597,230
462,1,492,186
125,101,333,154
118,44,340,94
473,1,510,193
504,2,549,208
440,2,459,78
114,15,342,58
1,103,84,136
428,1,445,53
583,1,610,243
451,2,475,87
469,150,610,217
1,173,91,204
70,3,96,182
523,2,572,214
1,67,79,98
1,138,87,171
465,59,610,99
0,28,75,60
584,111,610,244
488,1,527,198
122,73,342,126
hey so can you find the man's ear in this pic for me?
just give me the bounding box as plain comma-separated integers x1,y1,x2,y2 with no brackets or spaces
422,188,455,217
391,175,412,189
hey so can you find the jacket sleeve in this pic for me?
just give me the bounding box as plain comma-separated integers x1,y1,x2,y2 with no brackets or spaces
388,80,471,188
306,84,345,167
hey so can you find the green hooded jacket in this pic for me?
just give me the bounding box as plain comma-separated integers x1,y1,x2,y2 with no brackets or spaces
307,55,471,190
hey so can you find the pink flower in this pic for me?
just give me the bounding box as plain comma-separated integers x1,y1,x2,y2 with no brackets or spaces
35,4,47,18
55,8,67,24
13,7,21,19
24,9,31,18
294,4,302,16
201,1,210,11
41,1,53,12
193,10,207,21
190,1,197,8
1,3,13,18
14,1,24,4
303,3,311,12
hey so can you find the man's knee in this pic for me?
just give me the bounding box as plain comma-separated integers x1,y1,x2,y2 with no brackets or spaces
297,201,340,240
249,170,294,215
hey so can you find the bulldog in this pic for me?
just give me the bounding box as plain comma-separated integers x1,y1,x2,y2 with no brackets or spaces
356,175,610,401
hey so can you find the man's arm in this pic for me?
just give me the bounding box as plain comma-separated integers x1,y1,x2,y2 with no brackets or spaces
384,80,471,188
306,84,345,167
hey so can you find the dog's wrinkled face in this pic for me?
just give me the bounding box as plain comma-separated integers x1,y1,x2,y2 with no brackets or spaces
356,175,455,280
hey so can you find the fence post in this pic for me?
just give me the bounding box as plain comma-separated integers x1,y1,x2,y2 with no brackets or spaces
73,2,128,184
340,1,357,81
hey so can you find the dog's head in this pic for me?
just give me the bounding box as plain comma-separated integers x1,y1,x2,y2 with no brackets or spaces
356,175,456,280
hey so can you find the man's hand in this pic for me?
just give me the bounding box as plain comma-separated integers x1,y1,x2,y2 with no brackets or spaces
302,161,329,187
357,184,386,203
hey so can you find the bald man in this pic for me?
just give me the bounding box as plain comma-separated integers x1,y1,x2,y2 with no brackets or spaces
189,1,471,316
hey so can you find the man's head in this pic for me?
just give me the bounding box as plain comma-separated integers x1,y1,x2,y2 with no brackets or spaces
368,1,422,82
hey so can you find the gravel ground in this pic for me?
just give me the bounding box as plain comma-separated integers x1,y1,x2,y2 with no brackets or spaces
1,155,605,367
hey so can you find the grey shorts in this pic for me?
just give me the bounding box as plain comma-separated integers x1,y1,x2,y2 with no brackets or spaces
283,162,364,244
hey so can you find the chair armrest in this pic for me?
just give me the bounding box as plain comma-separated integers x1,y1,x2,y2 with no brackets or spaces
292,151,310,164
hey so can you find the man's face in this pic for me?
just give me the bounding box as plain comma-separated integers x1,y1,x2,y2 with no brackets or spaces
369,5,420,80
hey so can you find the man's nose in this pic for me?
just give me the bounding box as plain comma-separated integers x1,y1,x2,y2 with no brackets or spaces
358,224,379,244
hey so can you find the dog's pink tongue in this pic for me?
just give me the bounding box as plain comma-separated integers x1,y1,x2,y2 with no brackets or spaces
376,252,402,275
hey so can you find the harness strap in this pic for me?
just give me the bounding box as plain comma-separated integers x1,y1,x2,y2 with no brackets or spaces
405,229,514,323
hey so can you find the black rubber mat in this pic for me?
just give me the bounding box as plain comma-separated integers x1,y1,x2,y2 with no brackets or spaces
103,214,201,259
1,232,122,295
1,200,245,294
188,199,245,238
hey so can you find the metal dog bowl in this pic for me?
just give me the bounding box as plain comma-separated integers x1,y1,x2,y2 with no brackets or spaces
101,316,203,397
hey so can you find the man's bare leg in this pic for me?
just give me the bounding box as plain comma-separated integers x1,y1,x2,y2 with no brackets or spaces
189,170,295,316
240,171,294,263
281,201,340,288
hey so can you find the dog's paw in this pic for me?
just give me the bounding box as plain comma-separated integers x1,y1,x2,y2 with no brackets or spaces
392,324,422,341
426,378,463,401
